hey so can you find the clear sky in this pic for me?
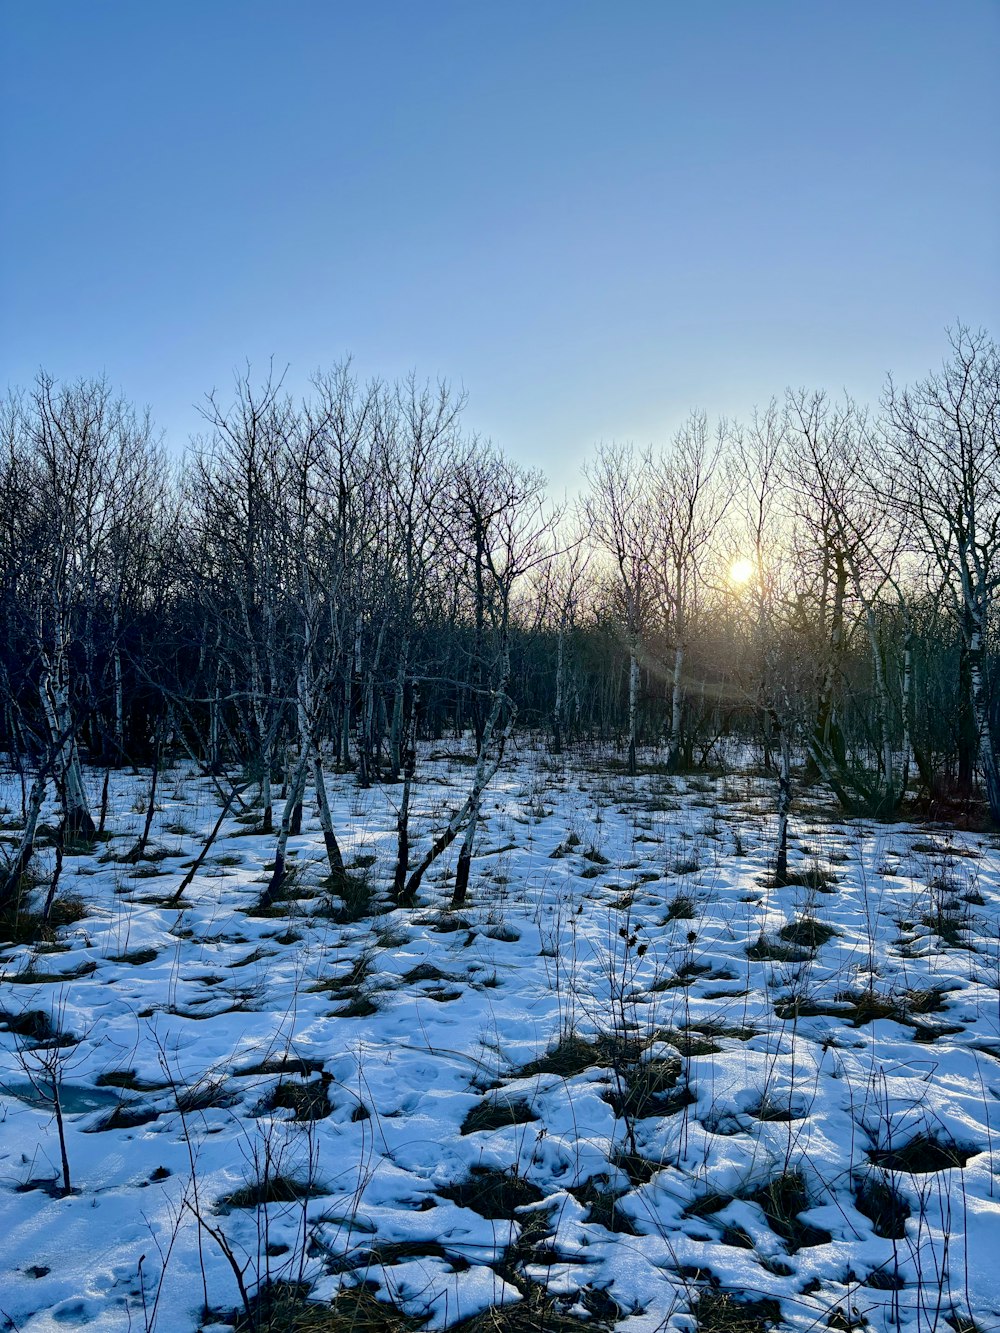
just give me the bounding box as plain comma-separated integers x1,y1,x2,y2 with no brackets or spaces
2,1,998,490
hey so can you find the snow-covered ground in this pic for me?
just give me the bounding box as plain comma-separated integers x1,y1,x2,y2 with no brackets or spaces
2,744,1000,1332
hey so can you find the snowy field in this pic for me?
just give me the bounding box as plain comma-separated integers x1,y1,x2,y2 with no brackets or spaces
2,745,1000,1333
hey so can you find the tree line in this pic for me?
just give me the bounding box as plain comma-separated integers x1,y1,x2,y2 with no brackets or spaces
1,325,998,906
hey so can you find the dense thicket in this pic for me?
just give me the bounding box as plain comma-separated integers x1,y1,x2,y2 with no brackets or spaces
1,327,998,876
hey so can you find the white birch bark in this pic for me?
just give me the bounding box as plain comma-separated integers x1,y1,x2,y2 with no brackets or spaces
668,638,685,769
969,615,1000,819
40,662,93,837
627,648,639,775
0,769,46,908
552,623,565,754
113,647,124,756
900,626,913,797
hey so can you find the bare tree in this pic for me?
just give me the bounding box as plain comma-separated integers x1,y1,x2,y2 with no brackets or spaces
190,365,293,828
730,402,805,885
537,535,590,754
309,362,381,778
395,441,553,908
379,374,464,779
885,326,1000,819
648,412,732,770
787,391,912,813
3,374,162,837
584,444,655,774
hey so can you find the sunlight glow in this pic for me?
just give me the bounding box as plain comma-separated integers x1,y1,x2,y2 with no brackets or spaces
729,556,754,585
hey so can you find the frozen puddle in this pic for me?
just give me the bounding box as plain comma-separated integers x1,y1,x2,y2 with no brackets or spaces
0,1081,123,1114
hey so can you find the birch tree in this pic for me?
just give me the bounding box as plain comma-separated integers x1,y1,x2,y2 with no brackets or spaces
732,403,801,883
649,413,732,770
787,391,912,813
381,375,464,779
8,375,161,837
539,537,590,755
394,443,552,908
192,368,294,830
309,363,381,776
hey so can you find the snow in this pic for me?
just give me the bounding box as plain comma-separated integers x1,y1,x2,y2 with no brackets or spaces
2,747,1000,1331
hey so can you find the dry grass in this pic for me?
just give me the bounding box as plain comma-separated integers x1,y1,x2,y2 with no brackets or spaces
231,1280,425,1332
460,1095,537,1135
438,1166,544,1219
693,1289,782,1333
219,1175,325,1211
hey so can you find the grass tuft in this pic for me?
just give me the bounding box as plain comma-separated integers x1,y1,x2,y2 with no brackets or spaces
570,1175,640,1234
460,1095,538,1135
855,1175,911,1238
219,1174,325,1211
778,917,837,948
693,1290,783,1333
868,1133,979,1173
438,1166,544,1219
231,1279,424,1332
746,1170,832,1251
266,1076,333,1121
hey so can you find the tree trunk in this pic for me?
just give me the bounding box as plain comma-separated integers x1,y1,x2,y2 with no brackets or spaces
313,749,347,888
398,689,516,909
260,763,273,835
899,623,913,801
471,532,487,751
552,626,565,755
40,670,94,840
813,550,847,770
113,647,124,763
667,639,685,771
98,767,111,835
40,831,65,925
0,769,46,910
969,615,1000,821
389,640,409,779
357,672,374,789
126,728,161,862
772,709,792,886
452,812,475,909
259,754,310,911
862,604,898,814
957,623,977,797
340,658,352,769
627,648,639,775
208,683,222,776
392,686,419,900
53,1086,71,1195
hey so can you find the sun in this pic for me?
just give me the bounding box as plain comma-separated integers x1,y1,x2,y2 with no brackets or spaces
729,556,754,586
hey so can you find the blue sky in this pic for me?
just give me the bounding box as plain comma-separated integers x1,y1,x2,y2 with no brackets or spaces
2,1,997,490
